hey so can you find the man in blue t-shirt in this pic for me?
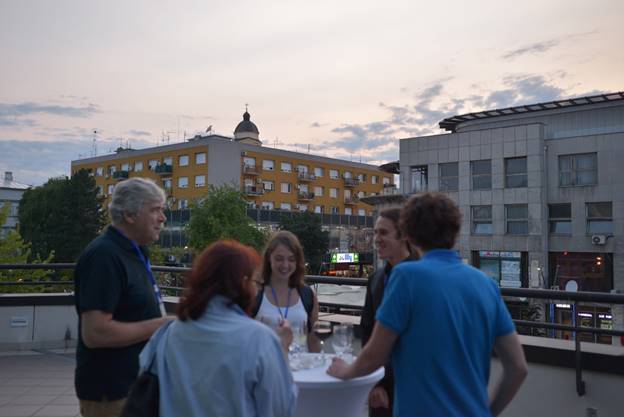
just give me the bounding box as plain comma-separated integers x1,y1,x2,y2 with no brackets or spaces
329,193,527,416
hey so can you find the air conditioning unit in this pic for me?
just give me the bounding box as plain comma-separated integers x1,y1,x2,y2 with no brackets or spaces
591,234,607,245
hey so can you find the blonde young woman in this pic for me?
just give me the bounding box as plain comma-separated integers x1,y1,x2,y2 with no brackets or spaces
254,230,321,352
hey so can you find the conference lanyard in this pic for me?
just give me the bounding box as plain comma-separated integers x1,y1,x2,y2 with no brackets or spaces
270,286,292,320
111,227,167,317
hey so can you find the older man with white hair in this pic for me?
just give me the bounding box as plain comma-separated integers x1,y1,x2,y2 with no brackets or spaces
74,177,172,417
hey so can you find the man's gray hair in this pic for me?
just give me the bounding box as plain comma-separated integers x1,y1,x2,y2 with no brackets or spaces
108,177,166,224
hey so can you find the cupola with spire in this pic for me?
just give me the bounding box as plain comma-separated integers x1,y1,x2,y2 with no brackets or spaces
233,106,262,146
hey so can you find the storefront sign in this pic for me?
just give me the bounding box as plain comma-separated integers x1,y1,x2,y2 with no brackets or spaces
330,252,359,264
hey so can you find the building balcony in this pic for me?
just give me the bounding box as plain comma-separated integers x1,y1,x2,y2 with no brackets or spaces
244,185,264,196
242,165,260,175
154,164,173,176
343,196,359,205
297,172,316,182
297,191,315,201
343,177,360,187
112,170,129,181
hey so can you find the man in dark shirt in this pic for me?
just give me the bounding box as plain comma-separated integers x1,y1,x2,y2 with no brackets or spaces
361,208,414,417
74,177,171,417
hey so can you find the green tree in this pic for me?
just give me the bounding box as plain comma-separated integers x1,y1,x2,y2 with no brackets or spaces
187,184,267,251
18,169,105,262
0,204,54,293
278,211,329,274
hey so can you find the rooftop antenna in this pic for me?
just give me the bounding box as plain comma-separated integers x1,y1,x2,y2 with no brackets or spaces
91,130,98,157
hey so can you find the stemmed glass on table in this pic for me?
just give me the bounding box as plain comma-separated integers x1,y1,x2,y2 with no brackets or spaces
312,321,332,359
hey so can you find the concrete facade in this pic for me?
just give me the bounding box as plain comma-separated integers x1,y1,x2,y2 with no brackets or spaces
399,96,624,294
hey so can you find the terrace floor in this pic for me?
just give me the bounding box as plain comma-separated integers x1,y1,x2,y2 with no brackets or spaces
0,350,79,417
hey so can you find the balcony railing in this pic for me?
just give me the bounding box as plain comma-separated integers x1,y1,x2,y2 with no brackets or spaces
242,165,259,175
297,171,316,182
343,196,359,205
112,170,129,180
243,185,264,196
297,191,315,201
154,164,173,176
343,177,360,187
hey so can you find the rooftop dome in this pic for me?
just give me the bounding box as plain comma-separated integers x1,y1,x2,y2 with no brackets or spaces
234,111,259,135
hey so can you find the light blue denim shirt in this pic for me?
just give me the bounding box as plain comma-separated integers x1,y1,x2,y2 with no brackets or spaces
140,295,297,417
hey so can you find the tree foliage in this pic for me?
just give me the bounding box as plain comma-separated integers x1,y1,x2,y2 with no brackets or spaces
0,204,54,293
18,169,105,262
187,184,267,251
278,211,329,274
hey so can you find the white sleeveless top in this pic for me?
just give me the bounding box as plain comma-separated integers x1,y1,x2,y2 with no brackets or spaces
255,291,308,328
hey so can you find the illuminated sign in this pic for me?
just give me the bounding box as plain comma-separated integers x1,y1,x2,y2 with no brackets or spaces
330,253,359,263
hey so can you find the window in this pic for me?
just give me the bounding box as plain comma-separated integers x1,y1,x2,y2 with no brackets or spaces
344,189,351,199
549,204,571,234
244,178,254,187
195,152,206,164
471,160,491,190
134,161,143,172
330,206,339,214
298,184,309,193
107,185,114,195
108,165,116,175
262,180,274,191
372,175,378,184
163,179,172,189
329,188,338,198
357,191,365,198
314,167,324,177
195,175,205,187
345,207,353,215
344,171,352,179
329,169,339,179
261,201,274,210
178,199,189,209
121,163,129,171
179,155,189,167
472,206,492,235
281,182,291,193
559,153,597,186
298,204,308,212
262,160,275,171
163,156,173,166
383,177,390,185
506,204,528,235
297,164,308,173
148,159,158,170
410,166,428,192
96,167,103,176
439,162,459,191
243,156,256,167
357,173,366,182
178,177,189,188
280,202,292,211
586,202,613,234
314,186,323,197
358,208,366,216
505,157,527,188
314,205,323,214
281,162,292,173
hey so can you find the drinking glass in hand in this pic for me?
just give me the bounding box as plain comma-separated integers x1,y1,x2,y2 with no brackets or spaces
312,321,332,354
331,324,353,357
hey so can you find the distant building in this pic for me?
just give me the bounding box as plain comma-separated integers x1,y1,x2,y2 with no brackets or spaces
71,110,395,275
399,91,624,344
0,172,29,236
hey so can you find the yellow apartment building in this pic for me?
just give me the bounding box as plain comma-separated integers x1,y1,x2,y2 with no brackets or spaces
71,111,394,217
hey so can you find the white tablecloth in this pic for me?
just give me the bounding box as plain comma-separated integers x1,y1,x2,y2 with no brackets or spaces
292,354,384,417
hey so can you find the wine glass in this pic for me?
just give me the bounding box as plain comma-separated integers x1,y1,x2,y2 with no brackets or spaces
331,324,353,358
312,321,332,357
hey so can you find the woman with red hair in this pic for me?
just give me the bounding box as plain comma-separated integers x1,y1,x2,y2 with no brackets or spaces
138,240,297,417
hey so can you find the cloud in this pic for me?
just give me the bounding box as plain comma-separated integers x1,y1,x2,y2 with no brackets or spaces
0,102,99,118
502,39,560,60
310,122,323,128
0,118,37,127
127,129,151,137
485,75,566,108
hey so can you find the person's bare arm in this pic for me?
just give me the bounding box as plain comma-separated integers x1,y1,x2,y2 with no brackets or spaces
489,332,528,416
328,322,398,379
307,293,321,353
81,310,172,348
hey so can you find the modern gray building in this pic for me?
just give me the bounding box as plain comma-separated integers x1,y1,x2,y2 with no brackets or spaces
399,92,624,343
0,172,29,237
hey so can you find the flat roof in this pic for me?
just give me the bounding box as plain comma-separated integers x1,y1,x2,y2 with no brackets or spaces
439,91,624,132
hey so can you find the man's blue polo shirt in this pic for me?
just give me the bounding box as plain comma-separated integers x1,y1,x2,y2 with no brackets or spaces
377,249,515,417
